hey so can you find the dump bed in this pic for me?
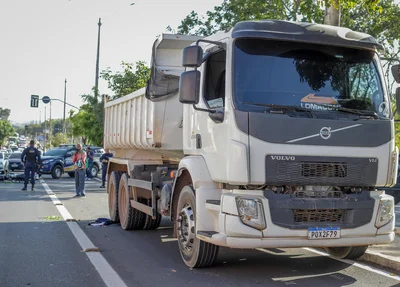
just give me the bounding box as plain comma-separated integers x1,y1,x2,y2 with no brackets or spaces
104,34,202,161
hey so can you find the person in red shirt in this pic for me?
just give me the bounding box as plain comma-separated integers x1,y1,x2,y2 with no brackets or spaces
72,143,87,198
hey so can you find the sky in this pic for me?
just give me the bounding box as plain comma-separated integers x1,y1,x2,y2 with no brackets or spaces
0,0,223,125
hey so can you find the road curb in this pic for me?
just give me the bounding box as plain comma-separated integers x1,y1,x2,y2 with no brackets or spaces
360,250,400,273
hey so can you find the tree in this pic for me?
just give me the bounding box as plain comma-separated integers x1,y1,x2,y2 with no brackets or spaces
0,108,11,121
176,0,384,36
0,120,14,146
100,61,151,100
51,133,68,147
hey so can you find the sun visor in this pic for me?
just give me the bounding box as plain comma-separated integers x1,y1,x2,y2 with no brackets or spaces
145,34,203,102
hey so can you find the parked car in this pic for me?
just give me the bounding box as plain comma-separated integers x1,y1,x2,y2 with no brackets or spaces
40,147,100,179
4,152,24,172
0,152,5,180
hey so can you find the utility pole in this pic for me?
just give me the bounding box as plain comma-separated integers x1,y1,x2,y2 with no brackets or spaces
44,106,47,152
63,78,67,134
95,18,102,98
49,100,52,147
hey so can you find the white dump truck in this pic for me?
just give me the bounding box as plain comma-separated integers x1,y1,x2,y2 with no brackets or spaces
104,20,399,268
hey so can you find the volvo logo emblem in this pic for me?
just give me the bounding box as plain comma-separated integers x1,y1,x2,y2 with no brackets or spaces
320,127,331,140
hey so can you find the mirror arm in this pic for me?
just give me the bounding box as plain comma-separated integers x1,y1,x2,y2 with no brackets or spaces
195,39,226,50
192,104,216,114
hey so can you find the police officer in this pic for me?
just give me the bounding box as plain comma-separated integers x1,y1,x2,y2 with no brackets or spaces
21,140,41,191
99,148,113,188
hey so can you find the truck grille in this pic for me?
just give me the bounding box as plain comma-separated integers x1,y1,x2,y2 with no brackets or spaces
265,156,378,186
301,163,347,178
293,209,344,223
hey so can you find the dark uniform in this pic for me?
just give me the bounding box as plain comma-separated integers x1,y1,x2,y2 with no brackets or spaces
99,151,113,188
21,144,41,191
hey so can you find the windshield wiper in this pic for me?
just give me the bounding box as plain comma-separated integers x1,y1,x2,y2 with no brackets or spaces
315,104,379,119
241,103,314,117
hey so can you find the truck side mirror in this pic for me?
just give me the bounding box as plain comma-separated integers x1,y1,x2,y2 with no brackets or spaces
179,70,200,104
182,46,203,67
391,64,400,83
396,87,400,113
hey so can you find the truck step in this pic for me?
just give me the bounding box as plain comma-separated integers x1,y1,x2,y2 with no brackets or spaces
205,200,220,205
197,230,219,238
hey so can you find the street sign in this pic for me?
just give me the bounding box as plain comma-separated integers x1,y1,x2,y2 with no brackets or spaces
42,96,51,104
30,95,39,108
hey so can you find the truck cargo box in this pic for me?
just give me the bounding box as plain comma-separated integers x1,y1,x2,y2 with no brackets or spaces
104,34,202,162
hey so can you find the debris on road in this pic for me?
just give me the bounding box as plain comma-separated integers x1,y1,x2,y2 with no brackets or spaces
81,247,100,252
88,218,113,227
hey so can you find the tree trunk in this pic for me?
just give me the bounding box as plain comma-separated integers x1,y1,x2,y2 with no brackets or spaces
324,0,341,26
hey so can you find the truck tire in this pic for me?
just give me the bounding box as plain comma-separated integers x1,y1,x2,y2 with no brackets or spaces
108,171,122,223
176,185,219,268
325,246,368,259
141,199,162,230
118,173,145,230
51,165,63,179
68,172,75,178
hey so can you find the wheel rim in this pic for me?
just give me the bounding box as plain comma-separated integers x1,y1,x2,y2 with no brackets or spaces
55,168,61,178
178,203,195,254
92,167,97,177
119,184,127,224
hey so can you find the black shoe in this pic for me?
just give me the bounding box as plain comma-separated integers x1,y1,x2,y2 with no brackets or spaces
31,186,35,191
73,194,80,198
21,187,27,191
100,185,105,188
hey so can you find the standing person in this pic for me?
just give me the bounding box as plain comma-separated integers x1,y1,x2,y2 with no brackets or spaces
21,140,41,191
72,144,87,198
99,148,113,188
86,147,94,181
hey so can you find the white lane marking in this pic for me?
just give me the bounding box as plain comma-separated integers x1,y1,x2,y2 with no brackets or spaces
161,238,178,243
302,248,400,282
40,179,128,287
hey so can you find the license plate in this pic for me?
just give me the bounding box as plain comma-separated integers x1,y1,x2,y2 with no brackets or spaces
12,164,17,167
308,227,340,239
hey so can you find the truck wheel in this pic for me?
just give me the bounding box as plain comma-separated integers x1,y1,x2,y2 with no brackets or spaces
51,165,63,179
68,172,75,178
108,171,122,223
141,199,162,230
325,246,368,259
118,173,144,230
176,185,219,268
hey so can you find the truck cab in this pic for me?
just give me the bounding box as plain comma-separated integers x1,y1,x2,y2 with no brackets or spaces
104,20,398,269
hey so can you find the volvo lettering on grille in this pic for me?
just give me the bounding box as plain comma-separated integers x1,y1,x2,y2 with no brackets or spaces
270,155,296,161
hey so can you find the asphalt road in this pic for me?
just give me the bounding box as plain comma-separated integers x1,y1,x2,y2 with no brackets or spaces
0,174,399,287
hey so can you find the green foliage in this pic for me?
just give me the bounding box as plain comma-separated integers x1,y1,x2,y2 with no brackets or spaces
100,61,151,100
69,97,103,146
0,120,15,145
0,108,11,121
51,133,68,147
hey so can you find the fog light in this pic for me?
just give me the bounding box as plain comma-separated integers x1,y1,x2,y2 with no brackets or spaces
236,197,266,230
375,197,394,228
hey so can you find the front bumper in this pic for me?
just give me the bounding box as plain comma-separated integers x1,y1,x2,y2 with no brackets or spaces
196,188,395,249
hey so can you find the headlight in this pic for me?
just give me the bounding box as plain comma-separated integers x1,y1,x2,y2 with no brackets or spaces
236,197,266,230
42,159,54,164
375,197,394,228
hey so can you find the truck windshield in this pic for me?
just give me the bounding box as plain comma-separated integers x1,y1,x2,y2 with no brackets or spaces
233,38,389,119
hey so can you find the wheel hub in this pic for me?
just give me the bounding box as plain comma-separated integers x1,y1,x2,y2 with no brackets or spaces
178,203,195,252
